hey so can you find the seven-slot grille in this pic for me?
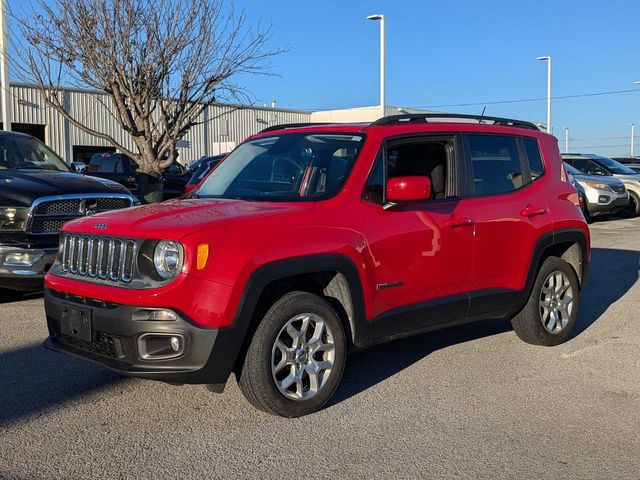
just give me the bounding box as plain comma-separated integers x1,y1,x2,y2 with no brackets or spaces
29,196,133,235
611,185,626,194
61,234,137,283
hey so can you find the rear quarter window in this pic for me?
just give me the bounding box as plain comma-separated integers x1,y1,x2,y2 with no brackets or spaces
523,138,545,180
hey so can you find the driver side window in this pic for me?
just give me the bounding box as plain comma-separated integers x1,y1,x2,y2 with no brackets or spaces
363,138,453,204
571,159,608,176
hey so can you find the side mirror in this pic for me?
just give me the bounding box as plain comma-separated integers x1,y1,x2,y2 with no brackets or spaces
386,176,431,203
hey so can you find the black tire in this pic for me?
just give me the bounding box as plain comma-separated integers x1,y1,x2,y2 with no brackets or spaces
581,199,593,224
511,256,580,346
623,191,640,218
238,291,347,417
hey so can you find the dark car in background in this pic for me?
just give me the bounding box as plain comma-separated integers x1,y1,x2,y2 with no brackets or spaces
86,152,188,200
0,132,135,290
184,154,225,194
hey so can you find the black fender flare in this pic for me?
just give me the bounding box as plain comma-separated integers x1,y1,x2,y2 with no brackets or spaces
509,228,589,317
202,254,369,385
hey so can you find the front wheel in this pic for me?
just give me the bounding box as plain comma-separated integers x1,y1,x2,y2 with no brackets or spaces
511,256,580,346
238,291,347,417
623,191,640,218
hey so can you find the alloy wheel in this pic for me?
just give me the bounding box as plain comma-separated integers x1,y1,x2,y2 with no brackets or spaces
271,313,336,400
539,271,574,334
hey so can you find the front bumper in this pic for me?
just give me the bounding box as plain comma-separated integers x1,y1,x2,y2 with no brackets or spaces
585,190,629,215
0,246,57,290
44,288,234,386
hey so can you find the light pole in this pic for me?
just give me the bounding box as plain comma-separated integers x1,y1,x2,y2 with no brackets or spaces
564,127,569,153
537,56,552,134
634,82,640,156
367,14,385,118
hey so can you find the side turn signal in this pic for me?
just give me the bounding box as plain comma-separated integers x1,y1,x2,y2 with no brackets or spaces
197,243,209,270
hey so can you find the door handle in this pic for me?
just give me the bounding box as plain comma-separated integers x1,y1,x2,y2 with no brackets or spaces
520,205,547,218
444,216,474,228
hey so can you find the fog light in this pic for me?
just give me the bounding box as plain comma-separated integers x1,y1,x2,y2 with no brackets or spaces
132,309,178,321
598,195,610,204
138,333,185,360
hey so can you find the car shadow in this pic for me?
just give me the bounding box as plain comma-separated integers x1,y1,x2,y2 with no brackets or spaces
331,247,639,406
0,344,123,426
574,247,640,335
0,249,636,422
0,289,43,304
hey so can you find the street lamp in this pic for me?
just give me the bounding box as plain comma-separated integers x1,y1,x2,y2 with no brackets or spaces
537,56,552,134
633,82,640,156
367,14,385,118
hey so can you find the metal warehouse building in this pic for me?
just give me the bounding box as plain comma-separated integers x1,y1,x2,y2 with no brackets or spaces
3,83,428,166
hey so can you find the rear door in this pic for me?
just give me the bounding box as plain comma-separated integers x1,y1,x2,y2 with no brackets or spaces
460,133,554,318
359,135,475,338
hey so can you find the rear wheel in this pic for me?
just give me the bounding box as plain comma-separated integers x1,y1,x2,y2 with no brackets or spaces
238,291,347,417
511,256,580,346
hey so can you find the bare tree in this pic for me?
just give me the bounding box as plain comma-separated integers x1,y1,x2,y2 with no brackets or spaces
16,0,281,202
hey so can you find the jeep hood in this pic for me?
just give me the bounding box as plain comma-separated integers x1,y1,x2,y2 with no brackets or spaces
0,171,129,207
65,198,315,238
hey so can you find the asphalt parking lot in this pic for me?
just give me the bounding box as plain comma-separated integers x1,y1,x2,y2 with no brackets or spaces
1,218,639,480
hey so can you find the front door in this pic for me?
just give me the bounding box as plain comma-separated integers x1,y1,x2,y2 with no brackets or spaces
359,136,475,339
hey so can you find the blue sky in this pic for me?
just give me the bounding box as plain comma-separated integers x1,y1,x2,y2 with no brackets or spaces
236,0,640,156
8,0,640,155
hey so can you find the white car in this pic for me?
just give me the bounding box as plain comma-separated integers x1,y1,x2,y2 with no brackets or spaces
562,153,640,217
564,162,629,221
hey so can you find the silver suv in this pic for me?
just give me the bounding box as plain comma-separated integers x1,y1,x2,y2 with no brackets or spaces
564,162,628,221
562,153,640,217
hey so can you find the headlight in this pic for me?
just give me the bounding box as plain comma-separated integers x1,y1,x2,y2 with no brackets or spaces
0,207,29,232
585,181,611,191
153,240,183,279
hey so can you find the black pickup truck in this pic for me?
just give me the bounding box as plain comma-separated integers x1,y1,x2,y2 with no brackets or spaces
87,153,187,200
0,132,136,290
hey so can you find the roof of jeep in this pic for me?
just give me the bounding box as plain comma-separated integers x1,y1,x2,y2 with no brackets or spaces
254,114,543,138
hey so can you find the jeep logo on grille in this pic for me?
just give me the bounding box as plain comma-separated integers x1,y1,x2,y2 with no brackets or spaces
93,223,109,230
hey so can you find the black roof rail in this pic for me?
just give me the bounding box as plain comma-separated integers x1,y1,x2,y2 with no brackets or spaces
369,113,540,131
259,122,338,133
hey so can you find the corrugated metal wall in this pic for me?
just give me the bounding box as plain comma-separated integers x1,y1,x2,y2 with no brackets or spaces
7,84,312,165
6,84,433,166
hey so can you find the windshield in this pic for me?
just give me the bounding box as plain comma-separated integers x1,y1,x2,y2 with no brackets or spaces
0,135,70,172
197,133,365,201
594,156,638,175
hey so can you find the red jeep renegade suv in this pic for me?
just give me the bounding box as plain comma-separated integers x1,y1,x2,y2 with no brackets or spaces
44,114,590,417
